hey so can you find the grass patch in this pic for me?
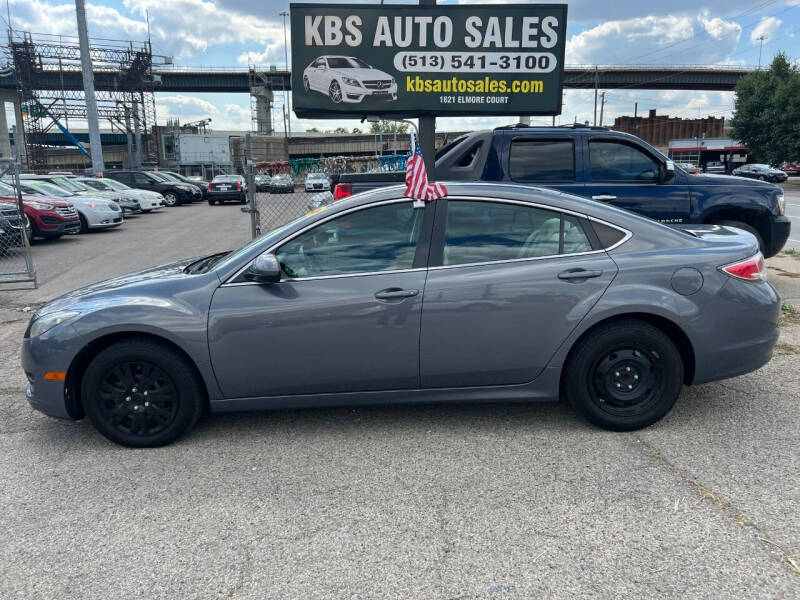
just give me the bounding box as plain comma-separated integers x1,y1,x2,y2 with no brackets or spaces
780,248,800,259
780,303,800,326
774,342,800,355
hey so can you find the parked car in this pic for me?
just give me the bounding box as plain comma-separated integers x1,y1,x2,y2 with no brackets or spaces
149,171,207,199
676,162,700,174
0,199,31,248
302,55,397,104
20,174,135,213
255,174,271,192
0,181,80,239
336,125,790,258
307,190,334,212
17,180,123,233
304,172,331,192
704,161,727,174
780,162,800,176
207,175,247,205
106,171,201,206
77,178,164,212
21,183,780,447
269,174,294,194
732,163,788,183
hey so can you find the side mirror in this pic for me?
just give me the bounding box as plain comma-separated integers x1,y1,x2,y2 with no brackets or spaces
660,159,676,184
244,253,281,284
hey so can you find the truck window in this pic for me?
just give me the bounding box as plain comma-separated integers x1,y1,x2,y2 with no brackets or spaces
590,140,659,183
509,139,575,182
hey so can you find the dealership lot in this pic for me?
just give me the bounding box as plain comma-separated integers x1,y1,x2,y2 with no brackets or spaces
1,200,799,597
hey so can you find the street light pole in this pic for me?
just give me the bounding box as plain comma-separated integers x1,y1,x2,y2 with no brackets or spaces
757,35,766,69
280,11,291,138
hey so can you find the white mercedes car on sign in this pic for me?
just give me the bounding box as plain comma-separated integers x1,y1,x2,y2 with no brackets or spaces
302,56,397,104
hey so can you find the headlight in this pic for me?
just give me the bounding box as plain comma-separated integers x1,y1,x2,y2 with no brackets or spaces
777,193,785,216
176,184,190,190
108,202,120,210
342,77,361,87
27,201,54,211
28,310,80,338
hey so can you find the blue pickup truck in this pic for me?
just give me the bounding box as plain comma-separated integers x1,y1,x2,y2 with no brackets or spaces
336,125,790,257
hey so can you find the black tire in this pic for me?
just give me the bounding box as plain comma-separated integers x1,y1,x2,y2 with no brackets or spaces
163,191,179,207
81,338,205,447
716,220,765,255
208,199,216,206
563,319,683,431
78,214,89,234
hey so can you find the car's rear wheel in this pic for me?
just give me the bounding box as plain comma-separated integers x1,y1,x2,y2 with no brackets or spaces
329,80,343,103
208,199,216,205
163,191,179,207
564,320,683,431
716,220,765,255
82,338,205,447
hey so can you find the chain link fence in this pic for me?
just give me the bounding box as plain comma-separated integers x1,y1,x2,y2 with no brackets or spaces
242,133,408,239
0,158,36,290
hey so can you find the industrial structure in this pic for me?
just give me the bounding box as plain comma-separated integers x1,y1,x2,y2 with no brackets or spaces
3,30,165,172
612,109,726,150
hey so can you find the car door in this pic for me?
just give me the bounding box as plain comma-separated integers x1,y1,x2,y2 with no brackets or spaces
310,58,325,89
208,200,433,399
132,172,156,191
420,198,618,388
505,135,586,197
584,137,690,225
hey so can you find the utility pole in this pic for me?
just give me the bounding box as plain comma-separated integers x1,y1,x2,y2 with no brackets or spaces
634,102,638,135
593,66,599,126
418,0,436,179
599,91,606,127
75,0,104,175
280,11,291,138
757,35,766,69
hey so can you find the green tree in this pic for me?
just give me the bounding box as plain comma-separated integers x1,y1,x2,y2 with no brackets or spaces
731,52,800,165
351,127,362,134
369,120,409,134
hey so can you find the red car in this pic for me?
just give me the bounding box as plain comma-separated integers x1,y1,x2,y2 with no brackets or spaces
780,163,800,176
0,181,81,240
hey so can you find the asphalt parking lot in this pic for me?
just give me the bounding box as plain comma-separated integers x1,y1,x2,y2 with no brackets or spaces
1,199,799,598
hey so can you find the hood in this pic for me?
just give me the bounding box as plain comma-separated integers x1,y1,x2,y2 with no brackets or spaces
685,172,779,188
38,256,205,316
331,67,392,80
77,190,118,200
13,193,74,208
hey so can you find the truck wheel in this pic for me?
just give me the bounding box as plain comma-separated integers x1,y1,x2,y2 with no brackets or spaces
81,338,205,447
163,192,179,207
564,319,683,431
716,220,765,255
329,81,343,104
208,199,216,206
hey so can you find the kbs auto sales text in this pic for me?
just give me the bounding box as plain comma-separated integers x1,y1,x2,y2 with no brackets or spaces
303,15,560,49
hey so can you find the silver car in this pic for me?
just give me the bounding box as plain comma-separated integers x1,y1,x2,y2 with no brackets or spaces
18,181,123,233
21,183,779,447
77,177,164,212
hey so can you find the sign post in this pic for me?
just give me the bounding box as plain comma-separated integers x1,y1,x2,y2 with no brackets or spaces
419,0,436,179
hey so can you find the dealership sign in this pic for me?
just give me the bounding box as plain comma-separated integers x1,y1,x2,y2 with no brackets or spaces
290,3,568,119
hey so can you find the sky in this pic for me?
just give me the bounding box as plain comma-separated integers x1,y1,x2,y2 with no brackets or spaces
4,0,800,133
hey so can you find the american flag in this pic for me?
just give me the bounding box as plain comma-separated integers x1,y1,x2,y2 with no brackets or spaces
405,132,447,201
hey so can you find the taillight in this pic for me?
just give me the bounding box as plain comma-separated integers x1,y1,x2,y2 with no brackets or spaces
720,253,766,282
236,182,242,190
333,182,352,200
207,183,212,191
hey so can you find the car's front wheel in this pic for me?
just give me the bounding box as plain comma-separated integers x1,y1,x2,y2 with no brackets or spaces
303,74,310,91
81,338,206,447
163,191,179,207
564,319,683,431
329,80,343,103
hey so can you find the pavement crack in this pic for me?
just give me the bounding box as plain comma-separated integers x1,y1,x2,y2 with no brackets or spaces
631,433,800,578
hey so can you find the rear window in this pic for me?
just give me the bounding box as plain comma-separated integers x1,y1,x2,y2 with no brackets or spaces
509,139,575,182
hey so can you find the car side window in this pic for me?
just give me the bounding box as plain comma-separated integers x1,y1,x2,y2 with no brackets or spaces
133,173,151,185
442,200,592,266
509,139,575,182
589,140,660,183
276,203,424,279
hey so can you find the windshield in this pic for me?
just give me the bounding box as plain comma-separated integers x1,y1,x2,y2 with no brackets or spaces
24,181,73,197
48,177,87,192
158,172,182,182
274,174,291,181
102,178,130,191
212,214,308,274
79,179,107,191
148,172,170,182
327,57,369,69
308,173,326,179
213,175,240,182
0,181,15,195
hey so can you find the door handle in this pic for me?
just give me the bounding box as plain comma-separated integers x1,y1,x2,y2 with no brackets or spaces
558,269,602,281
374,288,419,300
591,194,617,200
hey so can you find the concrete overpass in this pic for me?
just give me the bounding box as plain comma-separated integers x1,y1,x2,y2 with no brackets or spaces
1,65,752,94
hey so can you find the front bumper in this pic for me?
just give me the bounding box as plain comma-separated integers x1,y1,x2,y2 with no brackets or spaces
342,83,397,103
765,215,791,257
35,216,81,237
82,206,124,229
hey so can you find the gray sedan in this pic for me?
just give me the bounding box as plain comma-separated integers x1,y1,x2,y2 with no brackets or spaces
21,183,780,446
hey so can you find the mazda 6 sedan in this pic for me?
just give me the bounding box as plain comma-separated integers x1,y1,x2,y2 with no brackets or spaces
22,183,780,447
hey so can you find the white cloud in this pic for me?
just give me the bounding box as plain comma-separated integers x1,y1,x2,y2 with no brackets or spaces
750,17,782,44
157,95,218,114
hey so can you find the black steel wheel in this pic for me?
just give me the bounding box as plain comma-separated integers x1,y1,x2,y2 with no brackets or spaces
564,319,683,431
82,338,205,447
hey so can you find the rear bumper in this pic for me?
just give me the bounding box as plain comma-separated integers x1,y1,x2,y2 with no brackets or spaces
765,215,791,257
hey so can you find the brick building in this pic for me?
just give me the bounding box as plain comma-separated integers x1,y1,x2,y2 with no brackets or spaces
612,110,725,150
